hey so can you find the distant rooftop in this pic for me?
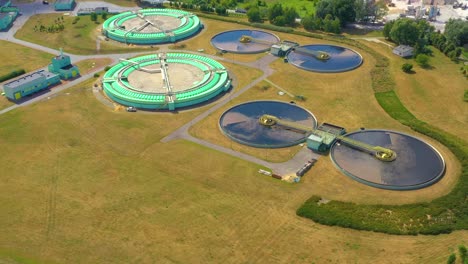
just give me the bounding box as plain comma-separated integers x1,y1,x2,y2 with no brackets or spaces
393,45,414,53
55,0,73,4
4,70,57,89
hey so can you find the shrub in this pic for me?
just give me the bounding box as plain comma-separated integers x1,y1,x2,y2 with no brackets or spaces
401,63,413,73
90,13,97,22
294,95,306,101
415,54,430,68
93,73,100,78
104,66,111,71
464,90,468,102
0,69,26,82
447,253,456,264
459,245,467,263
72,17,80,24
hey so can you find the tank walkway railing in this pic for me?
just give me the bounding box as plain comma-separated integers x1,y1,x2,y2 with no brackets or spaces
335,136,397,162
293,47,330,60
118,58,161,73
240,35,277,46
159,53,174,103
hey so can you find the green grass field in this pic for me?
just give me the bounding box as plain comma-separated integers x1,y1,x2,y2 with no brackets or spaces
15,14,154,55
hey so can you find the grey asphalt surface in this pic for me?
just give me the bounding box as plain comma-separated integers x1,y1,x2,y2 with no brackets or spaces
1,2,319,177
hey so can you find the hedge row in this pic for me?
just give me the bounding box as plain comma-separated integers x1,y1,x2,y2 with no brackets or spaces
199,13,467,235
0,69,25,83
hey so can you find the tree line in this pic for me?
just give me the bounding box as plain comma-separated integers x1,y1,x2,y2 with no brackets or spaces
384,18,468,60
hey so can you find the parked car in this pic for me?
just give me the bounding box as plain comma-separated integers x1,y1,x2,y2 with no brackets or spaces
42,0,49,4
126,106,137,112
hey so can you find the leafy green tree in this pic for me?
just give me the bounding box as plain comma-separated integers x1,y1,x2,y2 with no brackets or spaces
383,20,395,39
315,0,333,20
316,0,355,26
101,12,108,20
401,63,413,73
268,3,283,23
302,14,318,31
272,16,286,26
283,7,298,26
389,18,419,45
354,0,368,22
415,54,430,68
90,12,97,22
215,5,227,15
459,245,467,263
322,14,340,33
247,7,262,22
372,0,388,21
444,19,468,46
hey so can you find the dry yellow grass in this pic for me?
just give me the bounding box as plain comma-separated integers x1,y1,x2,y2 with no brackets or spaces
361,41,468,140
75,58,113,75
0,77,465,264
0,40,52,76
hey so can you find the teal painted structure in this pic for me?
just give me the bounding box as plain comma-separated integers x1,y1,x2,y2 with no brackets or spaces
307,123,346,152
3,70,60,100
2,49,80,101
102,53,231,110
102,9,202,45
48,50,80,80
54,0,75,11
0,0,18,30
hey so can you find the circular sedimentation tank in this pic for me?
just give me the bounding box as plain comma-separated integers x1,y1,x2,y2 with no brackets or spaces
219,101,317,148
286,44,363,73
102,9,202,44
102,53,231,110
330,130,445,190
211,30,280,54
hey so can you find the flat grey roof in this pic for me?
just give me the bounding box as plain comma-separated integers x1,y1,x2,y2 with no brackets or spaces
4,70,57,89
393,45,414,52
